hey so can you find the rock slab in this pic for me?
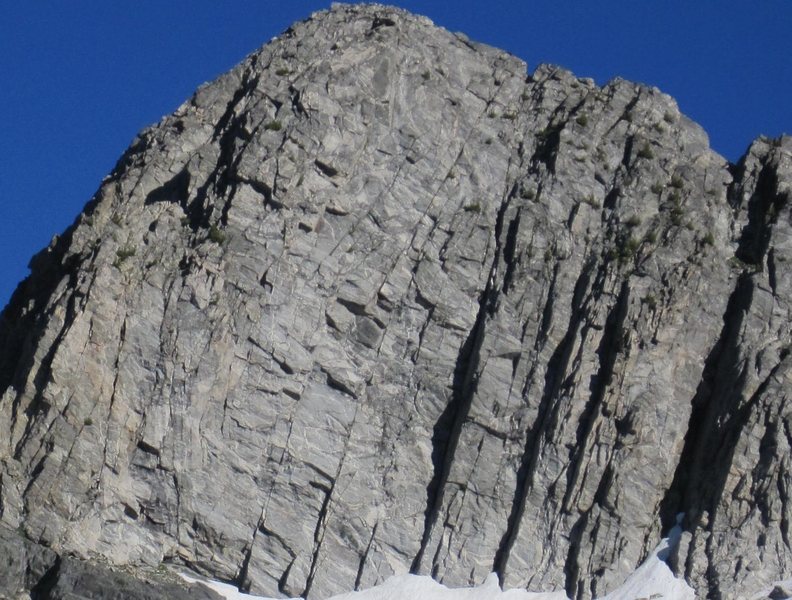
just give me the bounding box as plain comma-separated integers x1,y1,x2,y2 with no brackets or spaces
0,4,790,599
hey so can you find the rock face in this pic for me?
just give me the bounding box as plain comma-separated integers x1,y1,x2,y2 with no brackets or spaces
0,4,790,599
0,524,223,600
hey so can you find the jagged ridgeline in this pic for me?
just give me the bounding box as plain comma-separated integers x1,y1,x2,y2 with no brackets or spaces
0,4,790,599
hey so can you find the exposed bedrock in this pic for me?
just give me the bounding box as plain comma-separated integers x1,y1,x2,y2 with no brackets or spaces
0,4,789,599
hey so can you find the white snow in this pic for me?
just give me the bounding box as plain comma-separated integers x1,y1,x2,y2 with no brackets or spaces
181,520,696,600
180,573,566,600
597,518,694,600
314,573,566,600
181,575,289,600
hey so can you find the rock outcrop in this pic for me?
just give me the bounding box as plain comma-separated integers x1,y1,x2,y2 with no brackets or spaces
0,4,789,599
0,524,223,600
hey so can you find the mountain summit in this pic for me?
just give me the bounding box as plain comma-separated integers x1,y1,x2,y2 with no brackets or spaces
0,4,790,599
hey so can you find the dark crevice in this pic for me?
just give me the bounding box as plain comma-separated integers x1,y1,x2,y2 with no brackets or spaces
599,89,640,140
620,136,634,168
562,279,630,512
212,70,258,141
767,249,777,296
754,414,779,528
371,15,396,29
564,319,630,598
592,463,615,508
322,369,358,399
289,85,308,117
0,473,6,518
238,177,274,205
660,147,785,567
144,168,191,206
235,543,255,592
12,255,85,461
502,211,521,294
777,424,792,548
535,265,560,348
602,186,620,211
355,522,379,590
735,161,786,266
0,224,80,403
410,190,513,574
278,557,297,596
135,439,160,456
303,482,335,599
533,123,563,172
185,70,261,230
564,515,587,600
527,96,572,174
408,254,492,573
492,260,596,581
22,454,48,498
335,297,370,316
315,159,340,178
658,273,753,535
655,287,790,600
620,93,641,124
29,554,61,599
693,354,784,600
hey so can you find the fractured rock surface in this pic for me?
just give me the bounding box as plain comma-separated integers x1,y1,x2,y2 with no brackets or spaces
0,525,222,600
0,4,790,599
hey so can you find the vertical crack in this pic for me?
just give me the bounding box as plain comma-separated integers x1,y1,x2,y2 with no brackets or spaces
185,68,261,230
562,279,630,513
355,522,379,591
492,260,597,581
734,160,787,267
12,271,85,461
656,271,751,587
658,145,787,597
302,481,334,598
501,210,522,295
410,187,513,574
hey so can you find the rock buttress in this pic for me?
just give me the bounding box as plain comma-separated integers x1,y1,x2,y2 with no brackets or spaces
0,4,790,599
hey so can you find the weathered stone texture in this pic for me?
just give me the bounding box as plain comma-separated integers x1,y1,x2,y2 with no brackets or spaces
0,4,789,599
0,525,222,600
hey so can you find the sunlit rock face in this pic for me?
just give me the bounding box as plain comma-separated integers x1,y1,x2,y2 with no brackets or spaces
0,4,790,599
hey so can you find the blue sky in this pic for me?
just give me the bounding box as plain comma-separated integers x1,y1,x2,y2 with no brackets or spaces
1,1,790,309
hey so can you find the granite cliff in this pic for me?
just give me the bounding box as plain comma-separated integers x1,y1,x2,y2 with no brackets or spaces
0,4,790,599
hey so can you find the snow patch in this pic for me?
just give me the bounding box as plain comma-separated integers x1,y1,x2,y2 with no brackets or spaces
180,521,695,600
181,575,287,600
180,573,565,600
318,573,566,600
597,519,694,600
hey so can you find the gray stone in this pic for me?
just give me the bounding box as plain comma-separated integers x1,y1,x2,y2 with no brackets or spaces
0,524,58,597
0,4,790,599
0,525,218,600
44,559,224,600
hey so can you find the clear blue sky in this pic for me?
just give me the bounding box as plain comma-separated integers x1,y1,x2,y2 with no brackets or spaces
1,1,790,309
